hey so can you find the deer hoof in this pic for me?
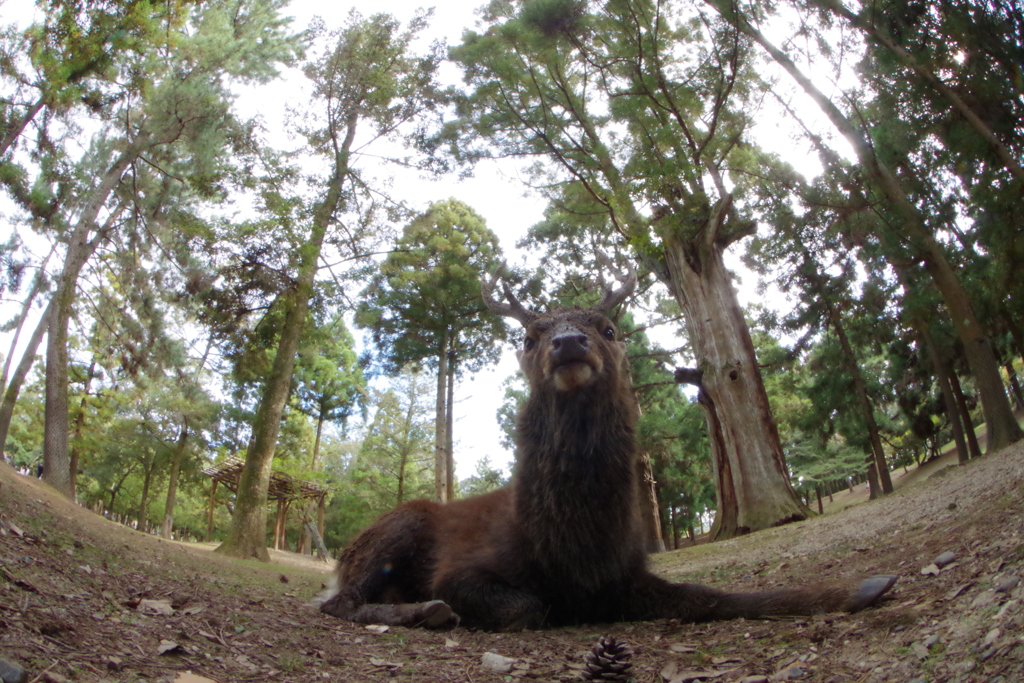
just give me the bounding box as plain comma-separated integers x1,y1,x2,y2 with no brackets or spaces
418,600,459,628
848,574,898,612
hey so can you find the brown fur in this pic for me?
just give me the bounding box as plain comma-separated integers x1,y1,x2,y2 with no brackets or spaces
318,285,896,630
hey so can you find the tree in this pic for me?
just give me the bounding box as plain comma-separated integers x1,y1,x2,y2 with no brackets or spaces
706,0,1022,453
294,314,366,469
218,10,446,559
357,199,506,502
353,369,435,509
32,0,300,497
450,0,808,538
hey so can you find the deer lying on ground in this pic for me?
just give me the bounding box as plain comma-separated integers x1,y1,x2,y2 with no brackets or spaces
317,266,897,630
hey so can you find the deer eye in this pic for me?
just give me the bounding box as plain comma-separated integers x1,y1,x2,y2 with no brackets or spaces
602,326,616,341
524,337,536,351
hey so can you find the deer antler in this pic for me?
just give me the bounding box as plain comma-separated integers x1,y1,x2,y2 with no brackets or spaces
595,252,637,315
481,266,537,327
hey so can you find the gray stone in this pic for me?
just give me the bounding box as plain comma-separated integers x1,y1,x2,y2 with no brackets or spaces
0,659,28,683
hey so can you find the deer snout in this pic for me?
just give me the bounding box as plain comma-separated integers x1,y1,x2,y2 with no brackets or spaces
551,333,590,364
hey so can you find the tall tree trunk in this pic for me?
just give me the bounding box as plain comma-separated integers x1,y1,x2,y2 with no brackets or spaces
923,327,971,464
162,423,190,539
138,454,154,532
68,361,97,502
949,371,983,459
445,350,456,498
636,452,665,553
433,331,449,503
0,300,52,455
831,313,893,493
43,146,139,498
1005,363,1024,412
709,1,1023,453
864,451,881,500
216,122,350,560
663,230,809,540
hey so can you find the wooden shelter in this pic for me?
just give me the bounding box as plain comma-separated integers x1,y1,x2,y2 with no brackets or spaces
202,456,331,554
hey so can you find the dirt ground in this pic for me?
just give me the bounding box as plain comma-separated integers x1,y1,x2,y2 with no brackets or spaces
1,443,1022,683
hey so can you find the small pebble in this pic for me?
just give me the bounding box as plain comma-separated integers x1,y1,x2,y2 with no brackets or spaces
995,575,1019,593
934,551,956,568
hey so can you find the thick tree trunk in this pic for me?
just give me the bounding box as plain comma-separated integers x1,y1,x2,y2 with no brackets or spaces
433,332,449,503
216,275,318,560
662,232,809,540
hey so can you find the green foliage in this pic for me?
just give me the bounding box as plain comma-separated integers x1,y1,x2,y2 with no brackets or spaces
357,198,507,374
458,456,510,497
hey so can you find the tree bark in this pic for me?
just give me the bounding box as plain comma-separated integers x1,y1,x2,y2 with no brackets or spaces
923,328,971,464
662,228,809,540
636,452,665,553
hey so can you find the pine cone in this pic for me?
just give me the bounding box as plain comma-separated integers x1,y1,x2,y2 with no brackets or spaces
580,635,633,681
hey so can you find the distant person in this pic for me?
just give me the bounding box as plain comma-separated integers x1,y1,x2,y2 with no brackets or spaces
36,464,43,478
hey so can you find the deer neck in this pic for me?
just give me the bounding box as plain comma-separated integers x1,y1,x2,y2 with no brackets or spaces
512,382,642,585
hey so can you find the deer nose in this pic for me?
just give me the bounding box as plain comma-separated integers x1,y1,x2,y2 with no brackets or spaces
551,333,589,363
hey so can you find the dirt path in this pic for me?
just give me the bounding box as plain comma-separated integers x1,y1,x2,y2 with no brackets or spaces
1,444,1022,682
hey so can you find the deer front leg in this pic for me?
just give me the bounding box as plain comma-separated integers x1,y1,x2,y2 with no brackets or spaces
319,586,459,628
433,567,546,631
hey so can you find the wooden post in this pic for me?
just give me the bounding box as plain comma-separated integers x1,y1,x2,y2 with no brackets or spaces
317,492,326,538
205,479,218,542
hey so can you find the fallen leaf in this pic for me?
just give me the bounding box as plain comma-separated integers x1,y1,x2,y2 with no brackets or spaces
911,642,929,659
444,638,460,648
670,642,699,653
365,624,389,634
173,674,221,683
920,564,940,576
370,656,402,668
157,639,181,655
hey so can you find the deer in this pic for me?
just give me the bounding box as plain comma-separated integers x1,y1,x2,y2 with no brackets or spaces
316,264,898,630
